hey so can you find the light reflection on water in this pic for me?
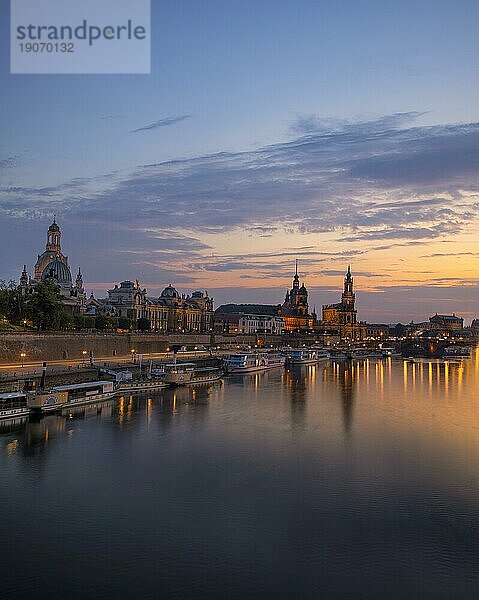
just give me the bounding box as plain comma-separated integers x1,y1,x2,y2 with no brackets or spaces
2,354,479,599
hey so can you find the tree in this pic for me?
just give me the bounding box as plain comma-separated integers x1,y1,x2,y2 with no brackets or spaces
95,315,119,330
118,317,133,330
137,317,150,331
95,315,109,330
0,279,27,325
25,280,68,330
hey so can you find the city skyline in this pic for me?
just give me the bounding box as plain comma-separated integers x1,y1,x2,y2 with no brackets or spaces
7,216,477,326
2,1,479,322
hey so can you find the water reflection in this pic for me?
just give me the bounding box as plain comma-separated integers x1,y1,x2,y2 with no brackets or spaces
2,355,479,600
2,357,479,458
332,362,356,434
284,365,313,434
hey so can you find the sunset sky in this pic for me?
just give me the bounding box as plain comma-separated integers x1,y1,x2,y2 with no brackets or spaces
1,0,479,322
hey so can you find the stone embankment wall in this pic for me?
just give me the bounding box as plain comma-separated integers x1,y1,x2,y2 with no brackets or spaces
0,332,272,364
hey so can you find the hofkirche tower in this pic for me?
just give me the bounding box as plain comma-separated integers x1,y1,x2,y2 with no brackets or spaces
321,266,363,340
340,265,357,325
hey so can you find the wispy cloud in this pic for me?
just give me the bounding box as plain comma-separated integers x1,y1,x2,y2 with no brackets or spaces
3,112,479,294
0,155,20,169
131,115,191,133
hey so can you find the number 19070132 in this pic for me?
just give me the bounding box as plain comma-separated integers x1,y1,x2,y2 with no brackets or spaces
19,42,74,53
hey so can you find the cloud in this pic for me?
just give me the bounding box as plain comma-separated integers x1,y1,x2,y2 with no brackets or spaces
3,112,479,292
131,115,191,133
319,270,388,278
0,155,20,169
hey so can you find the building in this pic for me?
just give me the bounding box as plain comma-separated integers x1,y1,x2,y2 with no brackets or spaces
407,313,466,338
429,314,464,331
471,319,479,335
20,217,86,314
280,261,316,331
147,286,214,333
321,266,366,340
107,280,148,321
214,304,284,334
365,323,390,340
103,282,214,332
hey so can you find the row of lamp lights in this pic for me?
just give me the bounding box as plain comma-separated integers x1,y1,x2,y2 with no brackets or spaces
18,348,139,369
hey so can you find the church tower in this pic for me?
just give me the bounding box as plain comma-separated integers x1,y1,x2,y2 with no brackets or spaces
292,259,300,290
340,266,357,324
75,267,84,294
19,265,29,290
46,216,62,252
281,260,310,326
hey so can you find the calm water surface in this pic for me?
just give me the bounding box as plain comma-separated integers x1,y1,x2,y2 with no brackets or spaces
2,355,479,599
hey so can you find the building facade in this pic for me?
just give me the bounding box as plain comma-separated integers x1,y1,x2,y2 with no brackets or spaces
102,282,214,332
20,218,86,314
321,267,366,340
280,262,316,331
107,280,148,321
214,304,284,334
147,287,214,333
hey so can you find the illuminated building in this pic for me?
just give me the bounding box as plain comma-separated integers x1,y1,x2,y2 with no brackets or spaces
19,217,85,313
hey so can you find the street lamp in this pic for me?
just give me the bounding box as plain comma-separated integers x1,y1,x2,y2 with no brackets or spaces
131,349,136,363
22,319,27,331
82,350,87,366
20,352,26,368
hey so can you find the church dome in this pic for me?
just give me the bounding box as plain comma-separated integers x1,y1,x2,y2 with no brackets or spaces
41,259,72,287
161,285,179,298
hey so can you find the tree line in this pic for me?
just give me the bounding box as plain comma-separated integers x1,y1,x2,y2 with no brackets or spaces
0,280,150,331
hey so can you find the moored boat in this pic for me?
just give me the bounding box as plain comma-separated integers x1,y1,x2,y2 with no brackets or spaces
163,362,223,386
443,346,471,358
349,349,382,360
311,347,331,361
285,349,317,365
0,391,29,420
225,351,285,374
189,365,223,385
117,378,169,393
380,347,402,358
27,381,116,413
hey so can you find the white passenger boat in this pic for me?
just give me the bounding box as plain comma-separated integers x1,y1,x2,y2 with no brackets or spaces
27,381,116,413
311,347,331,361
329,349,348,361
349,349,382,360
285,349,317,365
0,391,29,420
443,346,471,358
225,351,285,374
380,347,402,358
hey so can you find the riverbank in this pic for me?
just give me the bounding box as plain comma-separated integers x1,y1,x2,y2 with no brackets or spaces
0,332,269,365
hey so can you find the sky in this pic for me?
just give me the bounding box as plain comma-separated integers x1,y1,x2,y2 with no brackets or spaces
1,0,479,323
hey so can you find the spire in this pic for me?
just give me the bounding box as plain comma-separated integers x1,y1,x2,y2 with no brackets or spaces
345,264,353,283
292,259,300,288
75,267,84,293
20,265,29,287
